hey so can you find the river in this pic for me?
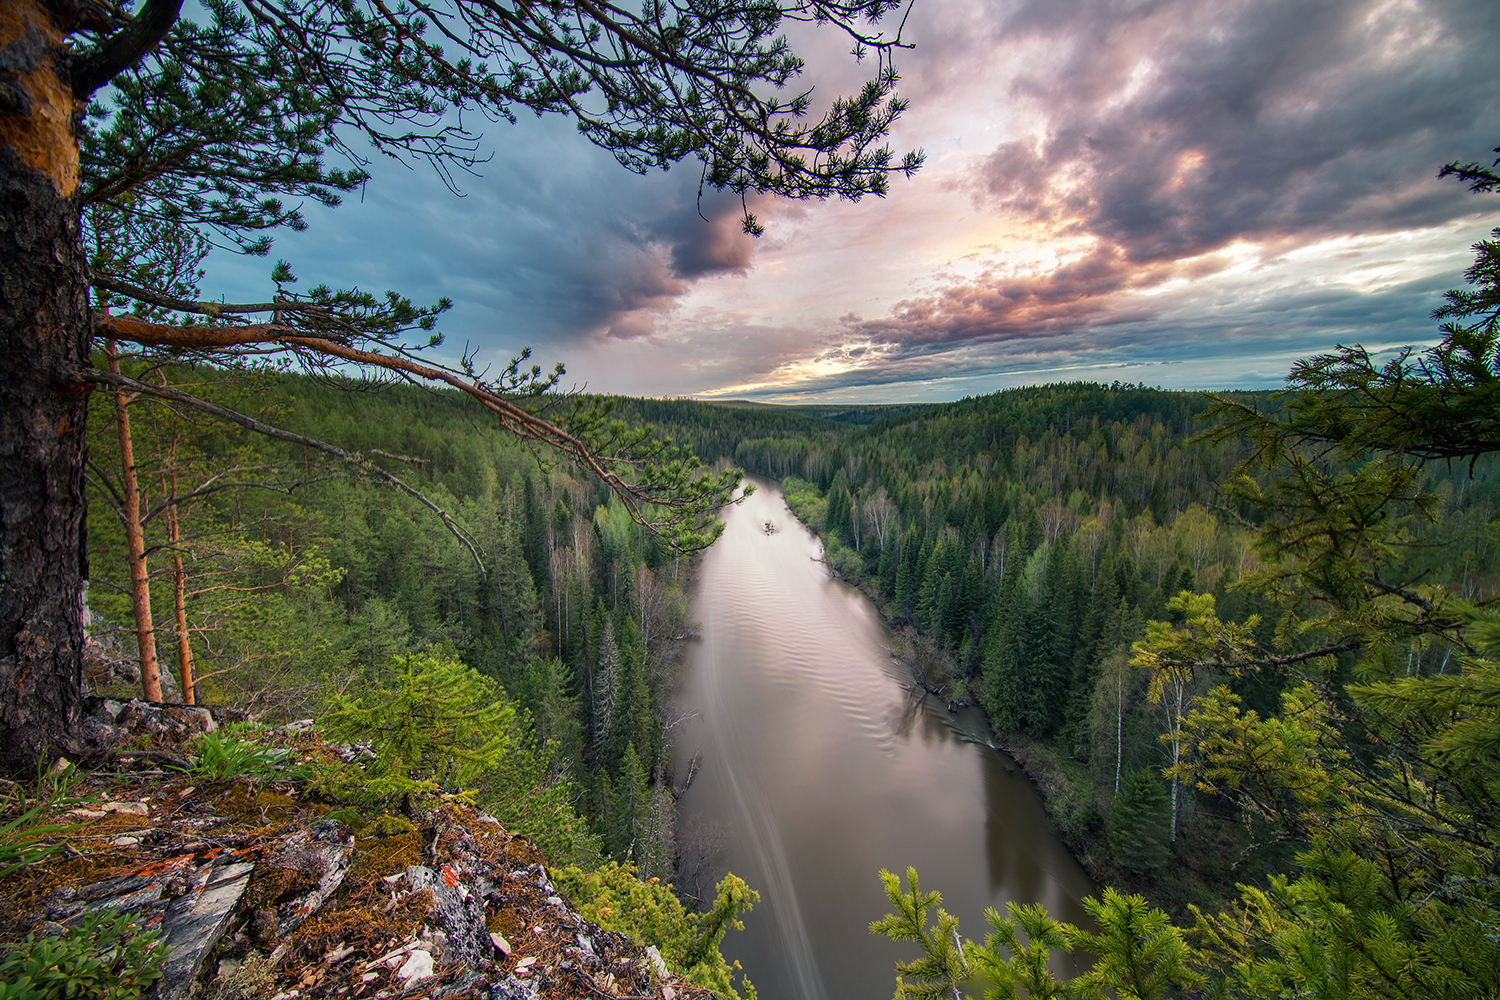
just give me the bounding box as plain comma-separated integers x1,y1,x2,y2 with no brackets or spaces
672,476,1095,1000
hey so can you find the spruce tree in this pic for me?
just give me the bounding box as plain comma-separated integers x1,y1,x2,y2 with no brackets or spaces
591,617,621,766
1106,768,1171,871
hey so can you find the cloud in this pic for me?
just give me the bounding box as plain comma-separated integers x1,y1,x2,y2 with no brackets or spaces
200,0,1500,403
851,0,1500,349
205,114,770,359
855,245,1189,344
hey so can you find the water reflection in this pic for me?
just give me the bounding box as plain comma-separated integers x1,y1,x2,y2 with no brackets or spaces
673,476,1095,1000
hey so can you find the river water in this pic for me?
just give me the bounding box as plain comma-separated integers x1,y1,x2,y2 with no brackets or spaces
672,477,1095,1000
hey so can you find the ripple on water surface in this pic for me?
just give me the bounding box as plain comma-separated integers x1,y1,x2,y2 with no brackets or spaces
675,476,1096,1000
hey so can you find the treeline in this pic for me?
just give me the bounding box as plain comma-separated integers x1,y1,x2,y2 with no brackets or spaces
636,380,1500,901
84,364,698,877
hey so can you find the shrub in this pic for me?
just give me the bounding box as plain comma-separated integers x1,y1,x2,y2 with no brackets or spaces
552,862,759,1000
0,910,163,1000
320,652,514,804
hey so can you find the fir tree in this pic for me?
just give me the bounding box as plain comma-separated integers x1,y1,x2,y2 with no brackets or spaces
1105,769,1171,871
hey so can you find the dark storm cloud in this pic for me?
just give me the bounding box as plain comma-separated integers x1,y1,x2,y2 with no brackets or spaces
862,0,1500,348
206,114,762,355
657,195,758,280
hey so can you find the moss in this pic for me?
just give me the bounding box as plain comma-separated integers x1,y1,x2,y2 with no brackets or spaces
488,907,525,939
504,836,544,866
243,866,308,913
319,807,368,834
204,954,274,1000
0,855,121,939
294,891,426,962
351,831,424,881
367,814,415,838
212,784,310,829
101,811,151,830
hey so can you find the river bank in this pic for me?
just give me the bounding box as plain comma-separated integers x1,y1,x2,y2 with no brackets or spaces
779,479,1245,920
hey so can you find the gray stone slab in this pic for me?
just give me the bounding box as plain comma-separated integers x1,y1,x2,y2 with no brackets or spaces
274,820,354,939
152,859,255,1000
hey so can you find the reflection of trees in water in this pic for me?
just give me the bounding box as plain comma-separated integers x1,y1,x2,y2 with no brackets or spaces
675,813,730,911
888,629,961,702
983,754,1075,918
984,755,1024,896
888,683,926,740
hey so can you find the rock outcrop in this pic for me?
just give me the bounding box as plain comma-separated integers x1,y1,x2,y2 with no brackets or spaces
0,719,712,1000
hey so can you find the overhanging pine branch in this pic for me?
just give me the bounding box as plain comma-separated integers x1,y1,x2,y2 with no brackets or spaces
68,0,185,97
95,312,729,545
93,273,326,319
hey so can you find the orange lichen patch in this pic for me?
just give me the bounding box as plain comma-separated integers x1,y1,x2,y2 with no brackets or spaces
0,0,81,194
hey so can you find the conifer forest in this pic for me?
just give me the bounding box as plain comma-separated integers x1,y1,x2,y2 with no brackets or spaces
4,0,1500,993
74,292,1500,996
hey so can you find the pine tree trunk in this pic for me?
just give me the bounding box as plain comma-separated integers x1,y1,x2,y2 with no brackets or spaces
107,342,163,701
164,479,194,704
171,546,193,703
0,0,91,772
161,412,195,703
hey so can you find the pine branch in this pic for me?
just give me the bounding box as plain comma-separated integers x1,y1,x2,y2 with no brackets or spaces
68,0,185,96
94,311,740,550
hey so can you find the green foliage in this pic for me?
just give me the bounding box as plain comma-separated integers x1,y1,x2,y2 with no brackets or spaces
781,476,829,531
1068,889,1201,1000
0,761,86,880
477,724,601,869
1174,683,1345,833
189,730,302,783
552,862,759,1000
0,909,164,1000
1106,769,1171,871
0,803,72,882
871,870,1198,1000
964,900,1072,1000
1192,841,1500,999
1131,593,1259,688
1177,604,1500,998
870,868,970,1000
318,650,601,864
319,652,514,804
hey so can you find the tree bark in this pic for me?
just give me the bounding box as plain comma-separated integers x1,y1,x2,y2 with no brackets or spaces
0,0,91,772
162,432,196,705
106,341,163,701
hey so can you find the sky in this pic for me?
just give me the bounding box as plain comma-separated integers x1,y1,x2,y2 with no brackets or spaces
209,0,1500,404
